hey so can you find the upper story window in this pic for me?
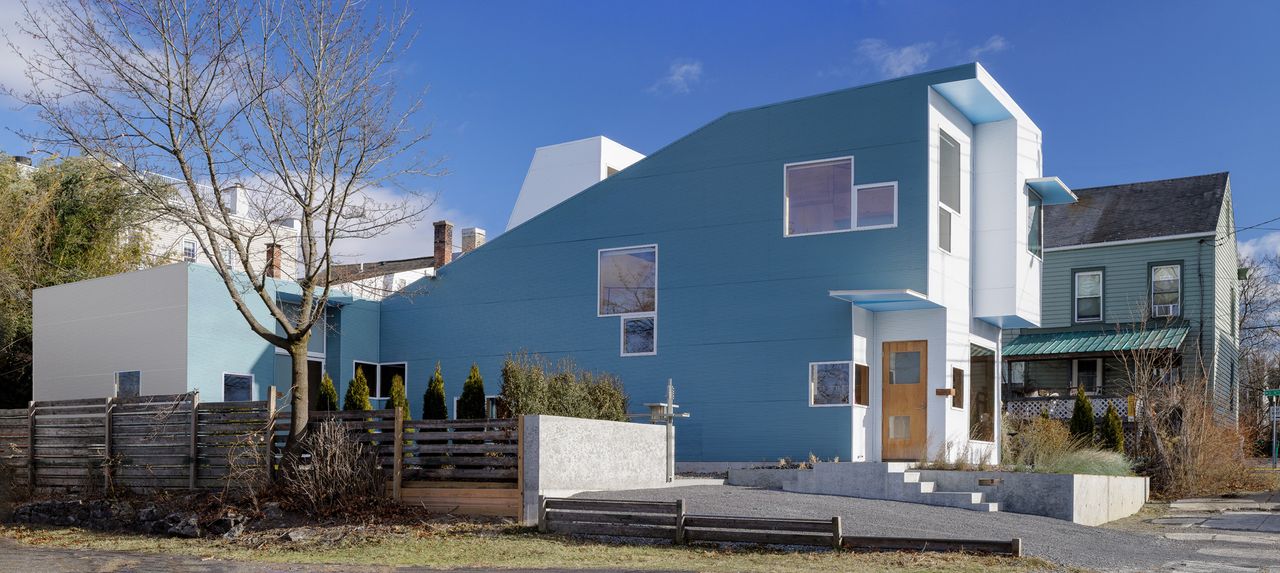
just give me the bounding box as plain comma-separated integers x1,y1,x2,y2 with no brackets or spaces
1074,270,1103,323
182,239,197,263
1151,264,1181,318
598,246,656,316
784,157,897,236
1027,189,1043,258
939,132,961,213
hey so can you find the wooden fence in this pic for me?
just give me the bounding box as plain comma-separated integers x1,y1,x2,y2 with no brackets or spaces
538,497,1022,556
0,393,523,519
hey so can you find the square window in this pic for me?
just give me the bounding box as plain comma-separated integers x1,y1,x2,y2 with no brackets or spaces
890,351,921,384
223,373,253,402
786,159,851,235
855,183,896,228
599,246,656,316
810,362,851,406
621,315,656,356
115,371,140,398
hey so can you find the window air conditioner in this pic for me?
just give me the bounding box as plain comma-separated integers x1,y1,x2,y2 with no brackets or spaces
1152,304,1179,318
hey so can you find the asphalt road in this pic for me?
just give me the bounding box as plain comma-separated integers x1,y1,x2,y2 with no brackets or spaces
573,484,1280,572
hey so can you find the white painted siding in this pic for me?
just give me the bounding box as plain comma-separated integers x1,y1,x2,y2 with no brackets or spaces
506,136,644,231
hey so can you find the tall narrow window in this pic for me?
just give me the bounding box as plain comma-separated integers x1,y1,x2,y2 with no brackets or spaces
969,345,995,442
1074,270,1103,323
785,158,852,235
810,362,851,406
1027,190,1043,258
379,363,407,399
354,361,379,396
939,132,960,253
182,239,197,263
938,207,952,253
1073,359,1102,394
1151,264,1181,318
853,364,869,406
115,371,140,398
951,367,964,409
223,373,253,402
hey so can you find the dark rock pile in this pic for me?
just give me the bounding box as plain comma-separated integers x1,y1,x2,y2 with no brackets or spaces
10,499,248,539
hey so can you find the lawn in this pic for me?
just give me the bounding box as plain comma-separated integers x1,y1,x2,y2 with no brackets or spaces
0,524,1056,573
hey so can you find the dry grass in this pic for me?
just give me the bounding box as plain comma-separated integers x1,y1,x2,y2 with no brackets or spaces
0,523,1055,573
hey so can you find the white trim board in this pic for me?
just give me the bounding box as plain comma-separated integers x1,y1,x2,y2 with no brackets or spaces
1044,232,1215,253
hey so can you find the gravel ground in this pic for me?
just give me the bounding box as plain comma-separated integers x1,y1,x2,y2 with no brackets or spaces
572,485,1276,572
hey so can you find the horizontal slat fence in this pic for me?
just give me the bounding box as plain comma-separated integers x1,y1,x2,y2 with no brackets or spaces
4,393,524,519
538,497,1021,556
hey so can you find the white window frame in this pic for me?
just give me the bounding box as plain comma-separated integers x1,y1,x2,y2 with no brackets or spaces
452,394,502,420
853,181,899,231
619,313,657,357
597,244,658,318
221,371,255,402
1071,359,1103,395
938,205,954,254
783,156,854,237
351,361,408,402
114,370,141,398
1074,270,1103,323
1027,189,1044,259
182,239,197,263
808,360,852,407
1150,264,1182,317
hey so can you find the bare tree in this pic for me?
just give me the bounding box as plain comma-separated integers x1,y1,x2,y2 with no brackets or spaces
1238,254,1280,441
6,0,437,449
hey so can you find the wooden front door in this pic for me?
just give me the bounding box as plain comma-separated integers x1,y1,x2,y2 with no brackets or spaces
882,340,927,461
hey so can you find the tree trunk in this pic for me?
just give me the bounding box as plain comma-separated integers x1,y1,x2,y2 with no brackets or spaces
284,336,311,453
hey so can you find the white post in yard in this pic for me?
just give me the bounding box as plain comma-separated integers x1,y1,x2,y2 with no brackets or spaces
666,379,674,483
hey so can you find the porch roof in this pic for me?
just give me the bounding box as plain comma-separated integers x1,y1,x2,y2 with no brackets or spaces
1003,326,1189,361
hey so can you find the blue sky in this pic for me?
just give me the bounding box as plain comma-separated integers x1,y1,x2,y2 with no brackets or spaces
3,1,1279,261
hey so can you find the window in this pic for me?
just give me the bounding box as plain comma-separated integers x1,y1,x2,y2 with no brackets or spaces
1151,264,1181,318
810,362,851,406
453,395,504,419
598,246,656,316
1073,359,1102,394
889,351,921,384
1027,189,1043,258
278,301,326,356
1074,270,1103,323
621,316,656,356
853,364,869,407
939,132,961,212
783,157,898,235
785,158,852,235
969,345,995,442
951,367,964,409
221,244,236,267
378,363,407,399
223,373,253,401
115,371,140,398
938,206,952,252
182,239,197,263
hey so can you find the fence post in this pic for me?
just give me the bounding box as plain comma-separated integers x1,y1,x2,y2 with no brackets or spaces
264,386,277,484
675,498,686,545
188,391,200,490
26,401,35,494
103,396,115,492
1010,537,1022,557
392,406,403,502
831,516,842,549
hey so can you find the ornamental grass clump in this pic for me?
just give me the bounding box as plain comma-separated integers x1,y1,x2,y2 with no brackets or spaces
1004,415,1132,477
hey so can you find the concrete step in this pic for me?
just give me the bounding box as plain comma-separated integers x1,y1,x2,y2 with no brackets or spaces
885,462,915,473
972,502,1000,512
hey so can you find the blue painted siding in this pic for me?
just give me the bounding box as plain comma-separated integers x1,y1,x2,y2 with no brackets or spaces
379,67,981,461
185,265,278,401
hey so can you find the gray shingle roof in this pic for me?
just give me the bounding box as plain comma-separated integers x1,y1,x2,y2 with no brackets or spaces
1044,172,1228,248
330,255,436,283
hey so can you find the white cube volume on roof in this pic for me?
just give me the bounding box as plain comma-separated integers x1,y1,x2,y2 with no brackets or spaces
506,136,644,231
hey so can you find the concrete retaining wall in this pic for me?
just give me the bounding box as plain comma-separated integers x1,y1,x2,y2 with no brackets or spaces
915,469,1149,525
520,415,668,523
725,467,803,489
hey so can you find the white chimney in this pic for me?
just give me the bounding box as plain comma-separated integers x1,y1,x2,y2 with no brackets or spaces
461,227,486,254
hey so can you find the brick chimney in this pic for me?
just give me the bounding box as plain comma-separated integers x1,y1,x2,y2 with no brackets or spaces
266,243,283,279
433,220,453,267
461,227,486,254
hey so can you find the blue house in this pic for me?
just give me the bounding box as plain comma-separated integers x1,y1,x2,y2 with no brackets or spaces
33,63,1076,465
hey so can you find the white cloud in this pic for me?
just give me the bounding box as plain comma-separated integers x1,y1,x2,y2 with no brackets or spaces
0,1,40,97
967,35,1010,61
328,188,482,264
648,58,703,95
1240,232,1280,260
855,39,933,79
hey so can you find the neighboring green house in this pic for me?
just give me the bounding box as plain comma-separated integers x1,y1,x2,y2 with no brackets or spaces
1002,172,1240,420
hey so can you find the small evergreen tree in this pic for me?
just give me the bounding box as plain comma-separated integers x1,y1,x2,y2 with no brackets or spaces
457,363,488,419
343,366,372,411
422,363,448,420
389,373,411,420
1099,404,1125,453
1068,384,1095,442
317,373,339,411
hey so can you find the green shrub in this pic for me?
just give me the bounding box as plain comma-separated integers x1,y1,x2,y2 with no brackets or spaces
1005,415,1131,476
1068,385,1095,442
1099,404,1125,453
316,373,340,411
457,363,488,419
422,363,447,420
499,351,628,422
343,367,372,411
388,373,410,420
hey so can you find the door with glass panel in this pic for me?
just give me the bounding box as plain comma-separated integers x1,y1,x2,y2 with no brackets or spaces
882,340,927,461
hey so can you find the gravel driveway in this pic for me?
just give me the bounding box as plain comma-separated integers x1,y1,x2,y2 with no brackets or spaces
573,485,1278,572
